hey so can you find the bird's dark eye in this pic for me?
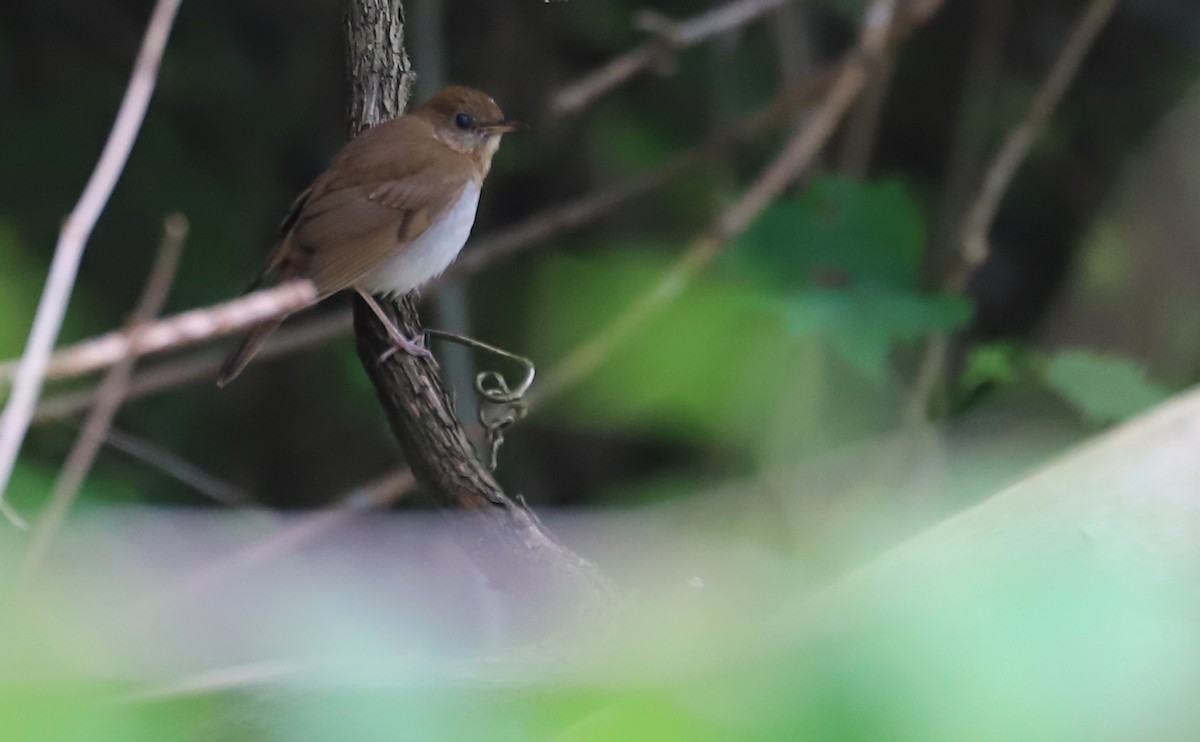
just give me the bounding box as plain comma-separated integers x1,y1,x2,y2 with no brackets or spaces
455,112,472,130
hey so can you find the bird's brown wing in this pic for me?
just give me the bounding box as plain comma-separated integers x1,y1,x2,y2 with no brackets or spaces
219,119,474,385
292,168,470,296
267,118,476,296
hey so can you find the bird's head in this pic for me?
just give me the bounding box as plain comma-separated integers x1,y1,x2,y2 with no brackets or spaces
415,86,523,169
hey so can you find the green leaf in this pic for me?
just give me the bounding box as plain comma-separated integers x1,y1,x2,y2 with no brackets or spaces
777,288,972,382
738,177,926,291
960,342,1026,392
1042,349,1170,424
527,249,799,447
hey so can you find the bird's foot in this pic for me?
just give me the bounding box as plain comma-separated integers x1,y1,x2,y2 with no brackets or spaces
379,331,433,362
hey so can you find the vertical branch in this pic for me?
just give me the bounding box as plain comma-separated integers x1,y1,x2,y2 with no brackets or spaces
345,0,416,132
345,0,615,605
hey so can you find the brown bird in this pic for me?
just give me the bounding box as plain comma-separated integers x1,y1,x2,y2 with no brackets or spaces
217,85,522,386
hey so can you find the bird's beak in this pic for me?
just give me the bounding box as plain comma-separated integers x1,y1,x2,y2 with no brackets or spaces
478,118,526,134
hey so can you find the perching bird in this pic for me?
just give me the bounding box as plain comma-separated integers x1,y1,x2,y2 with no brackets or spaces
217,85,522,386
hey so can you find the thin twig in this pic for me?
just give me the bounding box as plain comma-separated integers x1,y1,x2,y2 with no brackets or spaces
949,0,1119,291
19,214,188,581
550,0,787,116
0,281,318,385
909,0,1119,416
34,311,349,422
43,417,256,509
101,425,257,509
0,0,183,522
927,0,1011,278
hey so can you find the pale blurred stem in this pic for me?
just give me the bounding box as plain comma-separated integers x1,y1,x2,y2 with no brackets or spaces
809,382,1200,647
0,0,183,524
836,54,894,177
908,0,1120,419
19,215,187,584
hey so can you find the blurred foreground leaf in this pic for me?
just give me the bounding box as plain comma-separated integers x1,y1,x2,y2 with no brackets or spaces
776,287,970,383
1042,348,1170,424
735,177,970,381
528,249,901,458
738,176,925,290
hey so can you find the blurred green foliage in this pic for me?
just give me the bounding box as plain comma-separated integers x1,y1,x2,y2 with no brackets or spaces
3,540,1198,741
740,177,927,288
1042,349,1170,425
737,176,971,381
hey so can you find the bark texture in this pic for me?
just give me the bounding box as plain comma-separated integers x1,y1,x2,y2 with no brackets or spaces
345,0,616,610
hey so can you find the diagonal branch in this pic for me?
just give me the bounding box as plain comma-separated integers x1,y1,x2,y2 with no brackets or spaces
0,0,183,522
0,281,318,384
550,0,787,116
99,424,257,509
909,0,1119,416
947,0,1119,293
32,311,348,422
19,214,188,581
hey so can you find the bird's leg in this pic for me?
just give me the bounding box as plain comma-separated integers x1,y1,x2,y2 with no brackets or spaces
354,286,434,361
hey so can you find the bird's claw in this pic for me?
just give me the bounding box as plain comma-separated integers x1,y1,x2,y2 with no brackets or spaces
378,332,433,363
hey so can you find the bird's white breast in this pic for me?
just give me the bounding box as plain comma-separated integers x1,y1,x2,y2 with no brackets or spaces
361,179,481,297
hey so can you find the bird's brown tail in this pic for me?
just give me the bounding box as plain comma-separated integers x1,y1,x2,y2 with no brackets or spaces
216,318,283,387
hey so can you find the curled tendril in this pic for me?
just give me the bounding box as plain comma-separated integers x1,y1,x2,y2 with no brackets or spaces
425,330,535,470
